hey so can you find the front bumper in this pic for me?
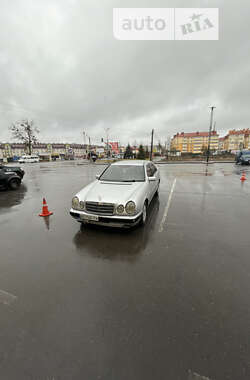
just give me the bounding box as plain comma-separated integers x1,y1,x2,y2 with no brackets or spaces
70,208,142,228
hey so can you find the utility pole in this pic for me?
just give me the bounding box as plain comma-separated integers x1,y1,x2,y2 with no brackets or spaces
150,129,154,161
206,106,216,165
83,131,86,159
105,128,110,158
89,136,91,162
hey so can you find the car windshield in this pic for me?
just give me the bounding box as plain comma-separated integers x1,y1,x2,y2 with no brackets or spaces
100,165,145,182
243,155,250,159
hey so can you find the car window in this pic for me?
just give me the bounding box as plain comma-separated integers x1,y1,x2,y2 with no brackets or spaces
100,165,145,182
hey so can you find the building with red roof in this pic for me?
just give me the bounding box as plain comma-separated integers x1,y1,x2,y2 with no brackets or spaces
223,129,250,151
171,131,219,154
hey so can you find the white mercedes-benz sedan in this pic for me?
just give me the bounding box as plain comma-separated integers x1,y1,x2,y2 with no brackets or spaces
70,160,160,228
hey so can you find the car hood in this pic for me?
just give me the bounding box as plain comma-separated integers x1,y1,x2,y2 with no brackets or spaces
77,180,144,204
6,166,23,171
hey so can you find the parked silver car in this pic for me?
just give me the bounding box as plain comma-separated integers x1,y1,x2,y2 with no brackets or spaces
70,160,160,228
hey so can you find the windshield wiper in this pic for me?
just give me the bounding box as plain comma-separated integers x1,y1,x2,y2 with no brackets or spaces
121,180,138,182
101,179,142,182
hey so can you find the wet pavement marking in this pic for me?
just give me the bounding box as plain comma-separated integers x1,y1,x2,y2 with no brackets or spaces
0,289,17,306
188,370,212,380
159,178,177,233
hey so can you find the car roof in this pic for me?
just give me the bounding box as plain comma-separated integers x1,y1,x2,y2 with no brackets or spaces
111,160,151,166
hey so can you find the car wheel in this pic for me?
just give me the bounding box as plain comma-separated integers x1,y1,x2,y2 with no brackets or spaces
8,178,20,190
140,201,148,226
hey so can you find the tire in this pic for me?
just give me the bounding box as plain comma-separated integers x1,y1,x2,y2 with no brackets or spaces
8,178,21,190
140,201,148,226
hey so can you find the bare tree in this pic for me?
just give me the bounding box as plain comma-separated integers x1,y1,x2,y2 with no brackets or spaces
157,140,162,154
10,119,39,155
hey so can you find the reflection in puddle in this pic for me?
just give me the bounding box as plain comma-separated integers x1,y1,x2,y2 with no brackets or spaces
164,163,250,178
234,165,250,177
0,184,27,213
73,196,160,262
191,172,213,176
42,215,51,230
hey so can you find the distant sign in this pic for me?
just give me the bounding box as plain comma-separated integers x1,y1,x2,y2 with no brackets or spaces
96,148,104,154
109,142,119,154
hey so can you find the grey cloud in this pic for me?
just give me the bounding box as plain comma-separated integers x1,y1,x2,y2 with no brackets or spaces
0,0,250,145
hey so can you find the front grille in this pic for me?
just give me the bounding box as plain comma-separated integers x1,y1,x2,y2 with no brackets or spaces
85,202,115,216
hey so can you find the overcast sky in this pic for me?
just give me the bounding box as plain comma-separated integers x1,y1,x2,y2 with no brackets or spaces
0,0,249,145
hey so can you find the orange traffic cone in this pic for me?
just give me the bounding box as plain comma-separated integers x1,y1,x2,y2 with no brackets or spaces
240,172,247,181
39,198,53,217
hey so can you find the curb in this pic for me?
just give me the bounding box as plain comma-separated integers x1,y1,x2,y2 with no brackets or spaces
155,161,235,165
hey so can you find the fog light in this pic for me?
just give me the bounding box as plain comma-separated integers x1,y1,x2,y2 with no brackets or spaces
79,201,85,210
116,204,124,214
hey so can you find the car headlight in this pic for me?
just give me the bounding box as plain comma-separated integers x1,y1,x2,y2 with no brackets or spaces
72,196,80,210
116,204,124,214
79,201,85,210
125,201,136,215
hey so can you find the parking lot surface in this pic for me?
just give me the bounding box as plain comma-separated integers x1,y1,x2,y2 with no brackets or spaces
0,161,250,380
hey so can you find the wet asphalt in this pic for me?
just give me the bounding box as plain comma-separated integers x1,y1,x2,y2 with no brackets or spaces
0,161,250,380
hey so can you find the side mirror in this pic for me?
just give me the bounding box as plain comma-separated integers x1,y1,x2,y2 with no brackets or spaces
148,176,156,181
96,174,100,180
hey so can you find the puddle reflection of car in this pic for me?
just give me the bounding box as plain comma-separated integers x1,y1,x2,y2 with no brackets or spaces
0,183,27,213
73,195,160,260
70,160,160,228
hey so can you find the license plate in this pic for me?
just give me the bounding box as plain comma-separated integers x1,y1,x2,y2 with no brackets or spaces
80,214,99,222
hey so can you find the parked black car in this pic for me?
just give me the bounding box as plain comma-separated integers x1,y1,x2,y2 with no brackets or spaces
0,164,25,178
0,169,22,190
240,154,250,165
235,150,250,165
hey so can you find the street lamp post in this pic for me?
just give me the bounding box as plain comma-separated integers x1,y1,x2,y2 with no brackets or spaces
150,129,154,161
206,106,216,165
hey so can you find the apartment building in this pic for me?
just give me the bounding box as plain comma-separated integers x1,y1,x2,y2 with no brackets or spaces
218,137,226,152
171,131,219,154
0,143,88,161
223,129,250,151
